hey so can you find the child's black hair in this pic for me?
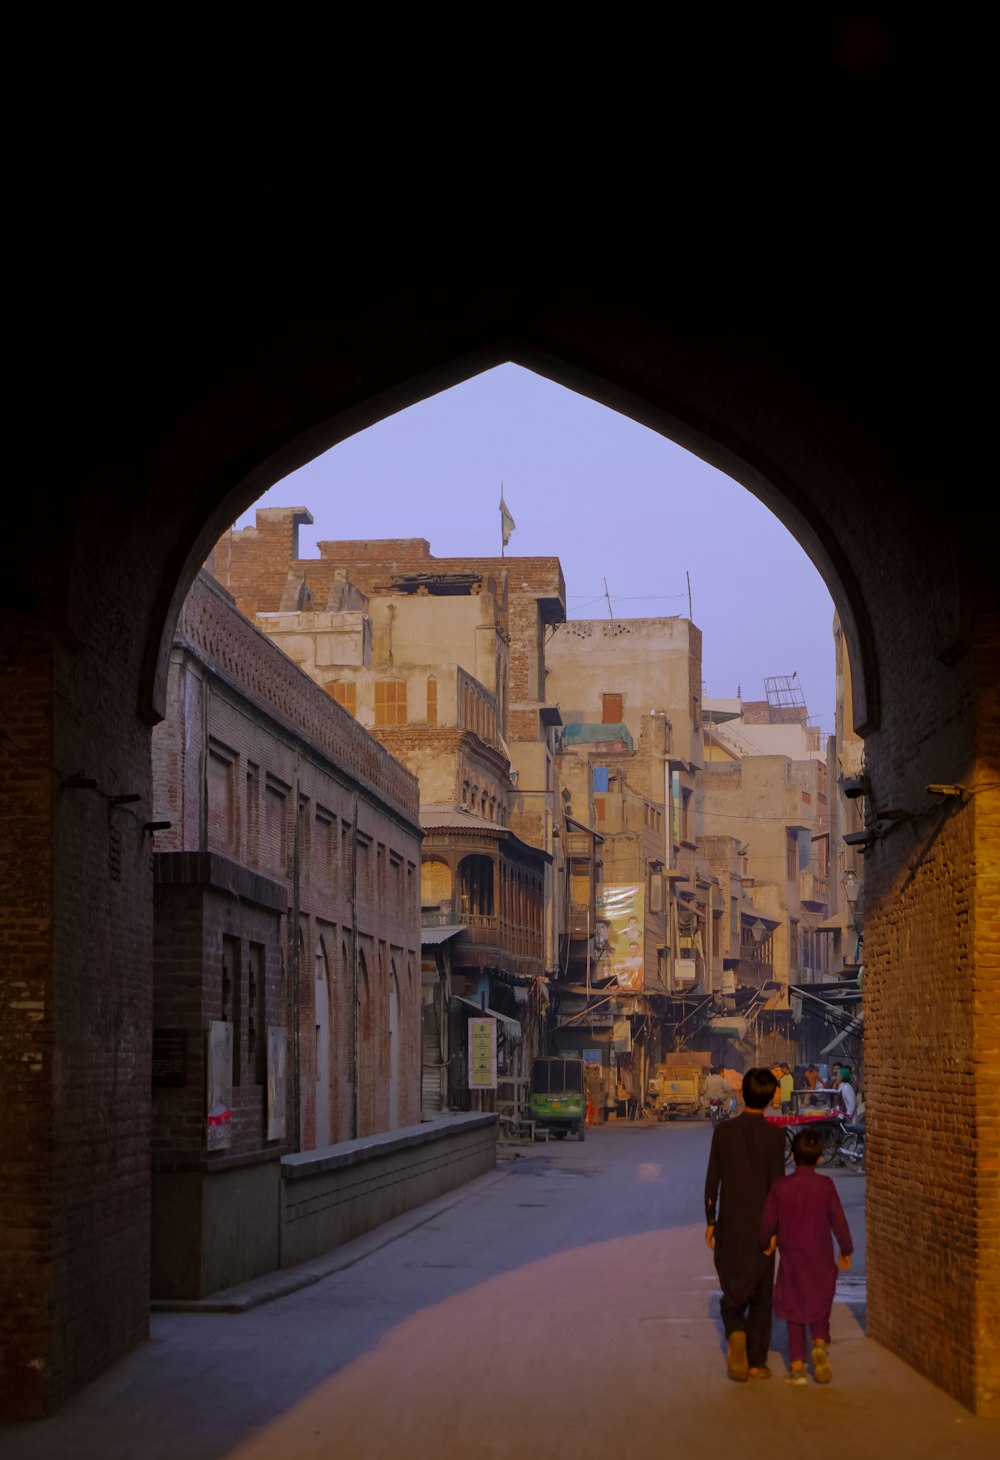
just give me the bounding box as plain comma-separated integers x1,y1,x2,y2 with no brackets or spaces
791,1128,824,1166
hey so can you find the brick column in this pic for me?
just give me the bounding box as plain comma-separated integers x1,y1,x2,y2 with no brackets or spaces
0,622,56,1418
0,621,153,1419
865,607,1000,1417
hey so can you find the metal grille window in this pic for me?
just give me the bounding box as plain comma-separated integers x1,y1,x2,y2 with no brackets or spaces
326,681,357,717
375,680,407,726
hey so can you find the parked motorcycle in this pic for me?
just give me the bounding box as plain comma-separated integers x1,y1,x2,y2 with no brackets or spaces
708,1097,729,1126
835,1120,866,1172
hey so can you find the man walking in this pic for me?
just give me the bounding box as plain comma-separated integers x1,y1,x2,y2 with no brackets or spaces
778,1063,794,1114
705,1067,786,1381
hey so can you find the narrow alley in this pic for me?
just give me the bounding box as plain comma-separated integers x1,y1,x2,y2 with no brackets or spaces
2,1122,996,1460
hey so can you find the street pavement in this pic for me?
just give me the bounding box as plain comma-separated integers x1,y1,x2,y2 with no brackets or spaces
2,1118,997,1459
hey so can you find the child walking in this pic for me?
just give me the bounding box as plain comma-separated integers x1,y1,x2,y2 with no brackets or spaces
759,1126,854,1385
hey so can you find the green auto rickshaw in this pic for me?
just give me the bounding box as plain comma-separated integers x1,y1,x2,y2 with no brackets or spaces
530,1056,586,1140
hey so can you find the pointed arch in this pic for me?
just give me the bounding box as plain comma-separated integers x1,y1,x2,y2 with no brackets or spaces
314,935,331,1148
388,959,400,1131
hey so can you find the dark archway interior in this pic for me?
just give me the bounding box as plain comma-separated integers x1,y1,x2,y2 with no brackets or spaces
3,80,995,1423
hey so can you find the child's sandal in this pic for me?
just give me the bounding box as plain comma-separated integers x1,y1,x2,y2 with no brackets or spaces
811,1343,833,1383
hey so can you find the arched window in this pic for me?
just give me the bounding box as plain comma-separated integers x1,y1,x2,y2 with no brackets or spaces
389,964,400,1130
314,938,331,1148
421,857,452,906
375,680,407,726
324,681,356,717
458,855,495,917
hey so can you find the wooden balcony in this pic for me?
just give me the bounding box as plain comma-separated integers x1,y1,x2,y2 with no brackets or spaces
799,871,829,910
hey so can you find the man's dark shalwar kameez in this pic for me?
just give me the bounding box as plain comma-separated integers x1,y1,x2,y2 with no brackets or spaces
704,1112,786,1368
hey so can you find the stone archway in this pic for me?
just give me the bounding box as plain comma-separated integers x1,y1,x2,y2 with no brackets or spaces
2,264,996,1420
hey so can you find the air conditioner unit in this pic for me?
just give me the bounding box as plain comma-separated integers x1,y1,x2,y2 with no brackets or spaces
674,958,697,987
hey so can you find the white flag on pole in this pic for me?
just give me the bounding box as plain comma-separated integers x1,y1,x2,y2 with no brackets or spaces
499,488,516,548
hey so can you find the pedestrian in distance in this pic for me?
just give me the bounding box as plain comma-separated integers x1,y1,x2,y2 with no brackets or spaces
836,1067,858,1121
719,1065,742,1115
759,1126,854,1385
705,1067,786,1381
704,1066,730,1102
778,1062,794,1114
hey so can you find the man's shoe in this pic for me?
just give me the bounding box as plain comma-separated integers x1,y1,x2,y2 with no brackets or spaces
811,1342,833,1384
785,1363,808,1386
727,1331,749,1381
748,1365,771,1379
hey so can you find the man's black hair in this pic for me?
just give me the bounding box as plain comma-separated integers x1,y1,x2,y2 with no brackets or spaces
791,1128,824,1166
742,1066,778,1109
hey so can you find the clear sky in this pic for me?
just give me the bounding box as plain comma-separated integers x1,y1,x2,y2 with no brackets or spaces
233,363,836,740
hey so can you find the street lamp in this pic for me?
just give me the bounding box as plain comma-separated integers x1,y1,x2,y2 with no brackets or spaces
841,868,860,929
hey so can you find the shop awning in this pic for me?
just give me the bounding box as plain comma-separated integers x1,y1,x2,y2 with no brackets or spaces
454,996,523,1036
421,925,466,945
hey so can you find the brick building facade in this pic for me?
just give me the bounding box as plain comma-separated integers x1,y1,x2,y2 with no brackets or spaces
149,572,422,1296
208,519,562,1112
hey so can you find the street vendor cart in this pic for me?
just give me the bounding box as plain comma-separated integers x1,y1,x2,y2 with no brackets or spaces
765,1087,843,1163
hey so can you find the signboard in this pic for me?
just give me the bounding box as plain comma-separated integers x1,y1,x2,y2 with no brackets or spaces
596,883,645,991
468,1017,498,1090
266,1026,287,1141
206,1020,233,1150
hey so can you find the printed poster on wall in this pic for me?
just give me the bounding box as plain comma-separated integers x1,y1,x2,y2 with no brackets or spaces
206,1019,233,1150
596,883,645,991
468,1017,498,1090
267,1026,287,1141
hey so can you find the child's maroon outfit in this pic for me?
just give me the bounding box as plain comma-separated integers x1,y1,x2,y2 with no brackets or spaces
758,1165,854,1364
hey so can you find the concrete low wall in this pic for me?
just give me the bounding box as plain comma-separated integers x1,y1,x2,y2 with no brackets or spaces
152,1115,497,1301
279,1113,497,1270
152,1158,282,1300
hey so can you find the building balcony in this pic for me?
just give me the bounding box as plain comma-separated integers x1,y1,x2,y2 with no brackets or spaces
733,959,776,991
799,871,830,910
421,903,544,976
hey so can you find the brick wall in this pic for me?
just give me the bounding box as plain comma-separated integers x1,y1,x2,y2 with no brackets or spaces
0,624,57,1417
152,573,424,1163
860,562,998,1412
212,515,566,720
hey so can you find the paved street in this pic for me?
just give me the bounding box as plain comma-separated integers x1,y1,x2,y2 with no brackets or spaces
2,1119,997,1459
